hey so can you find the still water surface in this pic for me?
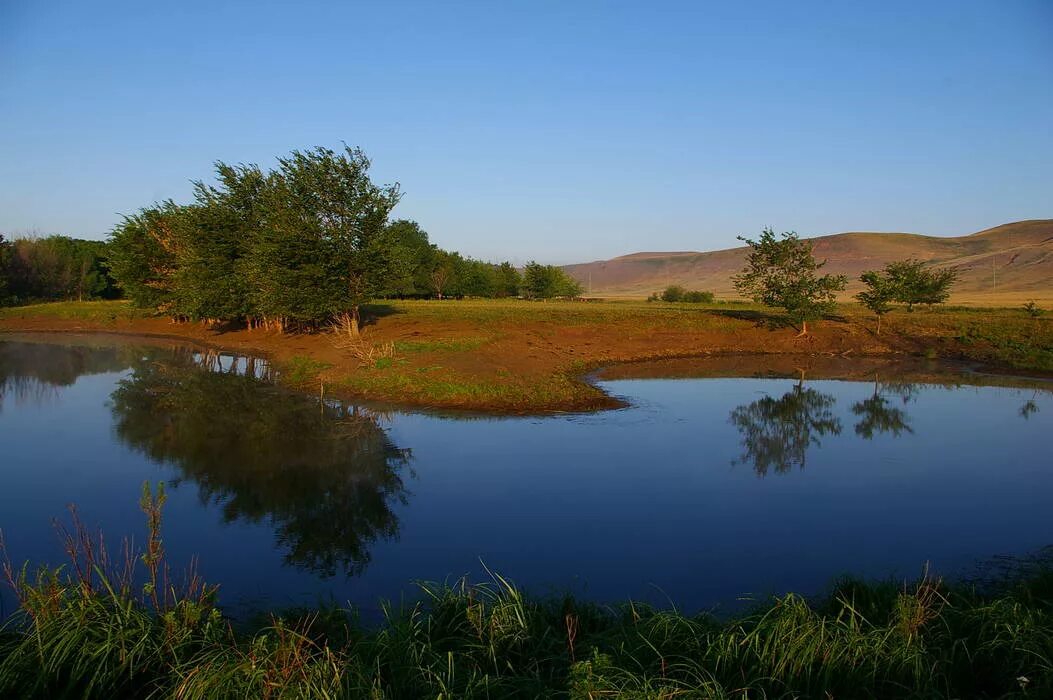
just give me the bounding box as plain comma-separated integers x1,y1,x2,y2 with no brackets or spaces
1,334,1050,617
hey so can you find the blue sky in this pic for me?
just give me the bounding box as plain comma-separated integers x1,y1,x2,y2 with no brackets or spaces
1,1,1050,263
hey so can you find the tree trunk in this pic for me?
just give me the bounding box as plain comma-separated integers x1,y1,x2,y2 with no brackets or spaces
795,320,809,337
876,314,882,336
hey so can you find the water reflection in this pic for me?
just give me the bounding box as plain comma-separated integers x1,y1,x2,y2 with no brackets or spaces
0,340,130,411
1020,395,1040,420
728,379,842,476
851,381,914,439
109,348,413,578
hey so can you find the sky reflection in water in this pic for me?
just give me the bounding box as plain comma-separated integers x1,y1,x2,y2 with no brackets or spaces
1,335,1050,618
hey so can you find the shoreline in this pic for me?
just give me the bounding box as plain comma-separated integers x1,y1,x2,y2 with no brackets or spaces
2,299,1051,414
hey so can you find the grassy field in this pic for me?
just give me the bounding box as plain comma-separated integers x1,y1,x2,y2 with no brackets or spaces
1,489,1051,698
2,298,1051,412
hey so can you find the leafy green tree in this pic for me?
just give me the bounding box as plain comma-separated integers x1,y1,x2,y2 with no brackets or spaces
884,259,957,311
170,164,264,322
682,290,714,303
492,262,521,298
856,270,897,334
733,228,846,335
383,219,436,297
2,236,117,302
661,285,685,302
243,146,401,330
522,262,582,299
108,203,184,312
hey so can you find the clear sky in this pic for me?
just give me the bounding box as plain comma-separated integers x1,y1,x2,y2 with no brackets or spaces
1,1,1051,264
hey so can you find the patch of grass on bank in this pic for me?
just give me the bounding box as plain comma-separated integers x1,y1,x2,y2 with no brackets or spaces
337,365,604,412
1,489,1051,698
394,336,491,353
282,355,332,384
0,300,150,323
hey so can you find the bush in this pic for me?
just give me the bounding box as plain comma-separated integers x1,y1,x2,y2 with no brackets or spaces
659,286,713,303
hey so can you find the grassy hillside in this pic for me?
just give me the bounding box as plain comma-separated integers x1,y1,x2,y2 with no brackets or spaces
564,219,1053,303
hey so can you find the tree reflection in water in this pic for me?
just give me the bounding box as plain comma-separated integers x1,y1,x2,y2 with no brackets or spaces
851,380,914,439
0,340,130,412
728,379,842,476
109,347,412,578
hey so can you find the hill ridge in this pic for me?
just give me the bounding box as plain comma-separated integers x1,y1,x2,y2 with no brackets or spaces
563,219,1053,302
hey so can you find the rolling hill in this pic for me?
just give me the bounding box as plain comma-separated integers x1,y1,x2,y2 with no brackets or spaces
563,220,1053,303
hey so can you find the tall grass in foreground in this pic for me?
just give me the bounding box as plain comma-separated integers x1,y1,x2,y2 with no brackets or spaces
1,486,1051,698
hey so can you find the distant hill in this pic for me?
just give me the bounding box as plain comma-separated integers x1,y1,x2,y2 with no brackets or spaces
563,220,1053,303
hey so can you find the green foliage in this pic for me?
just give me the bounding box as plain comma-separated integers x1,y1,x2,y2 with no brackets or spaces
106,151,526,324
0,235,118,306
884,259,958,311
659,285,714,303
660,284,684,302
733,227,847,330
857,269,898,333
382,218,437,296
243,146,402,328
522,261,583,299
107,202,183,311
3,499,1052,700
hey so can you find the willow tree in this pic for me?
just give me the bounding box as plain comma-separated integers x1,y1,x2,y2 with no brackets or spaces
171,164,263,323
108,202,185,312
244,146,401,332
733,228,846,336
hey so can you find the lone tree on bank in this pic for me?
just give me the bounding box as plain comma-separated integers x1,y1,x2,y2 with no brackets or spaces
733,228,846,336
856,270,897,335
883,259,957,311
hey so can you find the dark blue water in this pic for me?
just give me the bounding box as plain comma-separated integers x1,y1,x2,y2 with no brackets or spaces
1,334,1051,618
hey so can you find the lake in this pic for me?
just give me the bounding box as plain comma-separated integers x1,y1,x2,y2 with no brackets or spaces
1,333,1050,619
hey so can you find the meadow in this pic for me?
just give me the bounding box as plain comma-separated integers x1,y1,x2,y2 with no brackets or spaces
1,298,1050,413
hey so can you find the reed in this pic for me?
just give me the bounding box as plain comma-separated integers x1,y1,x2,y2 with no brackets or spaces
1,488,1050,698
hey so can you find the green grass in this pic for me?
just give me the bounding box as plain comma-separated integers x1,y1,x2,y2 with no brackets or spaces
282,355,333,384
1,490,1052,698
394,336,491,353
0,300,149,323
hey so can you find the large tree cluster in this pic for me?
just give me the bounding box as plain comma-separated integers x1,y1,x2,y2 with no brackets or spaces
0,234,118,305
107,146,540,332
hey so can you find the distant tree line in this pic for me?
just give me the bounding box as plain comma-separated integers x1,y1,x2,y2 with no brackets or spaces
648,285,715,303
105,146,581,332
0,234,119,306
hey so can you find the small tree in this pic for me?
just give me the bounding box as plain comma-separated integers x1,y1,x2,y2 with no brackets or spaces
660,285,685,302
430,264,452,299
1023,301,1044,319
522,262,582,299
856,270,897,335
885,259,956,311
733,228,846,335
